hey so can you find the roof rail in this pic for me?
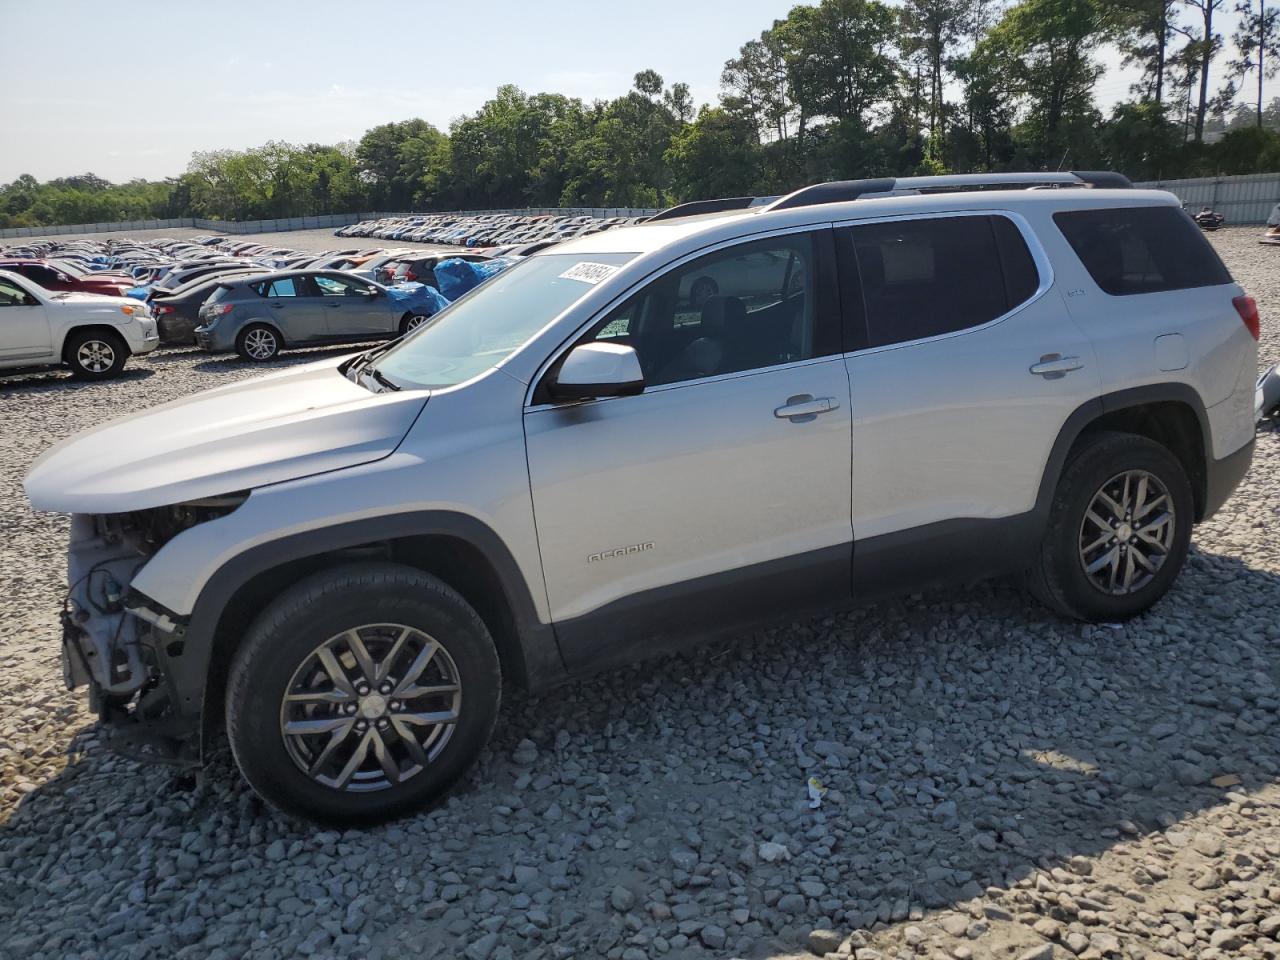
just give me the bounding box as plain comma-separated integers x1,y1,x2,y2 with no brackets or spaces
767,179,896,212
1070,170,1134,189
645,197,758,223
762,170,1133,212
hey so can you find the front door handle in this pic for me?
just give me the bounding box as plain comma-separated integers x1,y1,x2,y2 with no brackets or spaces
774,395,840,421
327,301,342,308
1030,354,1083,378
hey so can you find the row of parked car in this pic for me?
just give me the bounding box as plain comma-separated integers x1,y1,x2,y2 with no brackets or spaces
0,235,515,380
336,212,645,249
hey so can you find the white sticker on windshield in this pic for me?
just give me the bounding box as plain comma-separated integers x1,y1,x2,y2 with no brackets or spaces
559,262,619,285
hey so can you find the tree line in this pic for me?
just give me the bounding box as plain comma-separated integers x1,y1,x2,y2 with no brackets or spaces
3,0,1280,229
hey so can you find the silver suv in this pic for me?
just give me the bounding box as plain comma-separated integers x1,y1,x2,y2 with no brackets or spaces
25,172,1260,823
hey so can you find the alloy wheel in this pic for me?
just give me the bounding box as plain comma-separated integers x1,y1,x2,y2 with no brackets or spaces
76,339,116,373
244,329,277,360
280,624,462,792
405,314,430,332
1078,469,1176,596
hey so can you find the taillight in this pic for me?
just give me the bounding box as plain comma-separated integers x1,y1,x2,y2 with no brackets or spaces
1234,295,1260,341
155,304,174,315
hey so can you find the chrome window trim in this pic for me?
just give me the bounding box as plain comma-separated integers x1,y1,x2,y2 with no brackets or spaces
835,208,1056,357
523,222,835,409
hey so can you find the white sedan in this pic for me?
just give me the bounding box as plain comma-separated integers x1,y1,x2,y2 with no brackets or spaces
0,269,159,380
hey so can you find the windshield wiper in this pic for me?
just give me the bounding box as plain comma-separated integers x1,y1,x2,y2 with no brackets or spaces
369,368,402,392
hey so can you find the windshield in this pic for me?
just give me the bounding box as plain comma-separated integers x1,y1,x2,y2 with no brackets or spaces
368,252,636,389
49,259,87,277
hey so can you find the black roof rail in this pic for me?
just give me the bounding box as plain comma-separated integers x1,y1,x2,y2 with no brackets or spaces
645,197,758,223
1070,170,1134,189
766,178,897,212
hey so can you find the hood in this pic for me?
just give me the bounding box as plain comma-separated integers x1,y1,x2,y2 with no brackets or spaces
48,291,141,309
25,357,428,513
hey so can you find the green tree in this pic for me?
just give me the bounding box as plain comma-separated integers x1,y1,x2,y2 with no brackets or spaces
1175,0,1230,141
356,119,447,210
900,0,970,162
1229,0,1280,126
665,107,763,200
978,0,1109,166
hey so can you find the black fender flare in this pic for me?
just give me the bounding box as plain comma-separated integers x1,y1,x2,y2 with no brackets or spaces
160,511,564,727
1032,382,1213,523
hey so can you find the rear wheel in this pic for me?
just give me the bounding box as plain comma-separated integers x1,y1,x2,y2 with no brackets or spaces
1027,431,1193,621
65,329,128,380
236,323,281,361
225,563,501,824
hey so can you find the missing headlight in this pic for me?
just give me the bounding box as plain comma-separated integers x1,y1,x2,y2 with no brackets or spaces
126,492,249,552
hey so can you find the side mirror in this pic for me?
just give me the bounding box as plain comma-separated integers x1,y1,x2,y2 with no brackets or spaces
550,342,644,401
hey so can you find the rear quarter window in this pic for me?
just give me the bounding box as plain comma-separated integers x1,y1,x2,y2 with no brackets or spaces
1053,206,1232,296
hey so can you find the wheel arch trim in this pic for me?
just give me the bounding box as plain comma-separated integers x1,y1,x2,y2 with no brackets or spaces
160,510,563,754
1034,382,1212,524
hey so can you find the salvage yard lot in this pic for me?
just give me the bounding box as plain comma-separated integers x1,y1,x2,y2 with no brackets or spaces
1,227,1279,959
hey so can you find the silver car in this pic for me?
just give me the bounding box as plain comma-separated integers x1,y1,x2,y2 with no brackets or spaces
25,171,1261,823
194,270,438,361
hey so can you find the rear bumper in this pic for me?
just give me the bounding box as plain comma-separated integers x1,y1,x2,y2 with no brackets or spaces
158,316,198,345
1202,436,1254,521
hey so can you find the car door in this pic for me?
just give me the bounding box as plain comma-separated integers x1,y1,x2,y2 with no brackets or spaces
311,273,389,338
258,276,323,343
0,277,53,362
524,228,854,672
837,212,1100,587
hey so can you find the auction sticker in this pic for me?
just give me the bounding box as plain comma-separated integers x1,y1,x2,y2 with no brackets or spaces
559,262,619,284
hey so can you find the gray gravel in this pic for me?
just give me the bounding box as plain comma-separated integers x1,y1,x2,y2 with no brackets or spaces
2,227,1279,960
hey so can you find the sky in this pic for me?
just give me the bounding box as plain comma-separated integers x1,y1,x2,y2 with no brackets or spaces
1,0,1275,185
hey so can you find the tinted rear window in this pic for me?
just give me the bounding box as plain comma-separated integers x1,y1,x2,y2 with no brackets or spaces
844,214,1040,349
1053,206,1232,296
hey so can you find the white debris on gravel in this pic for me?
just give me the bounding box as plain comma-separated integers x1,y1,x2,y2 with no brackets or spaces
1,227,1279,960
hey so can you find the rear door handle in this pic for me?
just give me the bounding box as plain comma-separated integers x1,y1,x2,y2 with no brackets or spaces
1030,354,1083,378
327,301,342,308
774,395,840,421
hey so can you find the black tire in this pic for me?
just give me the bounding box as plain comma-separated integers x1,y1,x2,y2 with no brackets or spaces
65,329,128,380
399,312,432,336
225,563,501,824
235,323,282,362
1026,431,1194,621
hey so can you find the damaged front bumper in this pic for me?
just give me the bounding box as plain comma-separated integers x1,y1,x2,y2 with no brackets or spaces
62,500,242,767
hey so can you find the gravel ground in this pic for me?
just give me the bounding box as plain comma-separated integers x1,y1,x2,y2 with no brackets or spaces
2,227,1279,960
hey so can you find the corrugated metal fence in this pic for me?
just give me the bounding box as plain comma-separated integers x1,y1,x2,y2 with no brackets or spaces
0,207,662,240
1134,173,1280,224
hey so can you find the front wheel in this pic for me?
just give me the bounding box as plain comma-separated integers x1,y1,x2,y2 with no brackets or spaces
65,329,128,379
1026,431,1194,621
225,563,501,824
399,312,432,335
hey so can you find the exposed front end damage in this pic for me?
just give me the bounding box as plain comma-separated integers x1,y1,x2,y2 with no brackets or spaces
63,497,244,766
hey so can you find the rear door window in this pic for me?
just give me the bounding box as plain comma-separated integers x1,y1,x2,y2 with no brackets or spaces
841,215,1040,349
254,278,300,298
1053,206,1232,295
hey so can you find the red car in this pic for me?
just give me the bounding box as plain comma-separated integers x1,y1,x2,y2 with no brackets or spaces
0,259,133,296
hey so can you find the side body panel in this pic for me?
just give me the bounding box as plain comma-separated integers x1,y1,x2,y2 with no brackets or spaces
840,211,1102,540
0,301,53,362
525,356,854,669
1033,206,1257,460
